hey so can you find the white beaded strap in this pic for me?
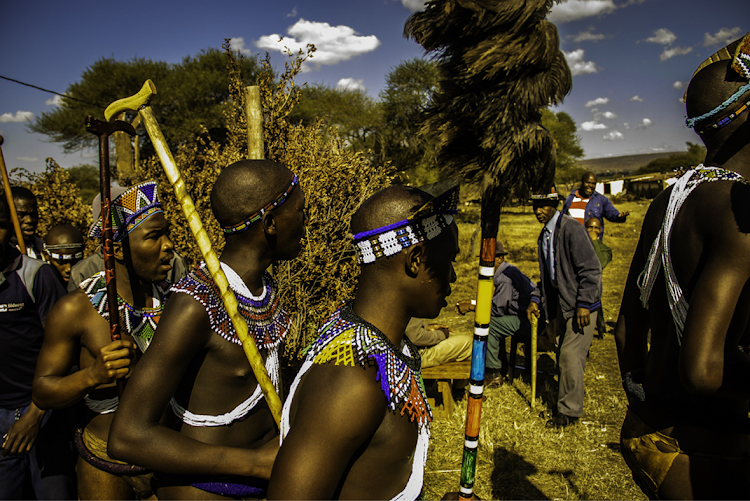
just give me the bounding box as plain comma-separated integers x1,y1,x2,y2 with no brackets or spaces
84,395,119,414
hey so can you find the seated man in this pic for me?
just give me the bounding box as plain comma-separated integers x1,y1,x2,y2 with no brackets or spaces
43,223,85,286
108,160,307,500
32,181,174,499
455,241,536,386
268,185,459,500
615,35,750,499
405,318,472,369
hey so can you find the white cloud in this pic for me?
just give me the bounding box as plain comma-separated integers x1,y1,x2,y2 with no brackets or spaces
637,118,652,128
581,120,608,131
623,122,631,129
286,7,298,18
585,97,609,107
660,46,693,61
603,130,624,141
0,111,33,123
255,19,380,71
602,111,617,119
673,81,684,89
337,78,366,91
704,27,743,47
45,95,64,106
643,28,676,45
548,0,616,23
570,30,605,43
17,156,38,162
400,0,427,12
564,49,598,76
630,95,644,102
229,37,252,55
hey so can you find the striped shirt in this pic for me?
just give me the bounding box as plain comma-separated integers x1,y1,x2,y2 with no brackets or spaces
567,190,589,225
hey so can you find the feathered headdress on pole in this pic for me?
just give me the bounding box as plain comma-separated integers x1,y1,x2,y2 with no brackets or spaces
405,1,571,498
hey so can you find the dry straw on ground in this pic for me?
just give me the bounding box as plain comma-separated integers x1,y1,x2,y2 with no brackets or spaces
424,199,649,500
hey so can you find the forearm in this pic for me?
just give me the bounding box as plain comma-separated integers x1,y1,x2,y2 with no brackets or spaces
33,367,101,410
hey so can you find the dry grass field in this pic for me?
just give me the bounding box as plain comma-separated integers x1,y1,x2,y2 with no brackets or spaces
421,199,651,500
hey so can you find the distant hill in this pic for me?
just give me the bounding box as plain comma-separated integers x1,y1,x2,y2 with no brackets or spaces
579,152,683,176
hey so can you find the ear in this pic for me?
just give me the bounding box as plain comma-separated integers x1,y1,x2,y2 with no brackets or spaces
405,243,426,277
113,241,124,261
262,211,277,236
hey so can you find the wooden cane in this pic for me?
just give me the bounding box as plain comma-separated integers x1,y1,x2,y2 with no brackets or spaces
0,136,27,255
85,117,136,396
530,315,538,409
103,80,283,427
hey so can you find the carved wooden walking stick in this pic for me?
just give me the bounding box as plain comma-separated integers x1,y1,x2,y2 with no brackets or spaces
86,117,136,395
103,80,283,427
0,136,27,255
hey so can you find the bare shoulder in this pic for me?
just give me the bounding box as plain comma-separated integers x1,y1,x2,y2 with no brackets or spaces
147,290,212,351
46,289,97,336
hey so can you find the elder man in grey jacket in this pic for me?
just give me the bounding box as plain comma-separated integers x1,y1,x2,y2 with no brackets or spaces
527,186,602,428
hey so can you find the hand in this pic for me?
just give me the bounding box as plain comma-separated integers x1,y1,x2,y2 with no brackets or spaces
455,300,475,315
527,302,541,322
1,403,45,457
575,307,591,330
87,339,136,387
427,324,452,339
619,211,630,218
246,437,280,479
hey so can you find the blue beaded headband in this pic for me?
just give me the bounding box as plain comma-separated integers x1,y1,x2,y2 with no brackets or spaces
352,187,459,265
685,83,750,131
222,175,299,235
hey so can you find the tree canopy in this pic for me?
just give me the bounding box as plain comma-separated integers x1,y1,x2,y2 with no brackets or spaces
30,48,266,156
543,109,585,187
636,142,706,174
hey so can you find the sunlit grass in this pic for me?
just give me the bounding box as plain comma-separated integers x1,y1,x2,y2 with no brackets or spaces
422,200,649,500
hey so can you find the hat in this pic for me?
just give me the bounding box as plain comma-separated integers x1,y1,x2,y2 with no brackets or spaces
495,241,508,257
529,185,560,202
89,182,162,242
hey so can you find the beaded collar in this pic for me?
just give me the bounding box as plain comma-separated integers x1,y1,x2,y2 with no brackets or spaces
80,271,168,352
171,262,289,349
305,301,432,429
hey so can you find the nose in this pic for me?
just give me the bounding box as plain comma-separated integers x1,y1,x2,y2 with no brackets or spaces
162,234,174,252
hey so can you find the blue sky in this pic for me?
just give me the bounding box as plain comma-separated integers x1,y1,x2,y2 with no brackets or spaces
0,0,746,174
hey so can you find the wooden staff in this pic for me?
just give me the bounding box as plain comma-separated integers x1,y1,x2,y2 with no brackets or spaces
85,117,136,396
530,315,538,408
103,80,283,427
0,136,27,255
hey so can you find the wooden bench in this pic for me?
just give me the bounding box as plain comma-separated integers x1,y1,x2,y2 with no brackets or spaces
421,361,471,419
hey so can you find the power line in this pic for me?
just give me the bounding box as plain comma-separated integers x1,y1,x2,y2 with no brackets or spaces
0,74,102,107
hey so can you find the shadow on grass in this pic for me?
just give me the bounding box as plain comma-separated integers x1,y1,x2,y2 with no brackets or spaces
490,447,555,500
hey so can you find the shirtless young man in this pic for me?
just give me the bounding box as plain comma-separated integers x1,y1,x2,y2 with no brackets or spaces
108,159,307,500
32,181,174,499
268,185,459,500
615,34,750,499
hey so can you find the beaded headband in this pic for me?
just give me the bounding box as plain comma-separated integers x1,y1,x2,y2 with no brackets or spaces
89,181,163,242
222,175,299,235
352,186,459,265
530,185,560,202
44,242,84,261
686,33,750,133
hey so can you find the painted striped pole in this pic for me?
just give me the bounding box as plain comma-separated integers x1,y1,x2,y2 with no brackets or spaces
459,237,496,500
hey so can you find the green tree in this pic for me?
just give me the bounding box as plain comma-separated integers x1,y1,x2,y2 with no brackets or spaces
542,109,585,187
377,58,439,184
636,142,706,174
67,164,99,205
285,83,380,151
30,48,266,160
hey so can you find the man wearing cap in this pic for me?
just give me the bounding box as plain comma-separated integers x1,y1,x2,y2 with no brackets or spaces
43,223,85,286
561,172,629,240
527,187,602,428
615,34,750,499
68,189,188,291
455,241,537,386
32,181,174,499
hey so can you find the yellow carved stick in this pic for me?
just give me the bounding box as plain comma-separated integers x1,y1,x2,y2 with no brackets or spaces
104,80,282,426
530,314,538,408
